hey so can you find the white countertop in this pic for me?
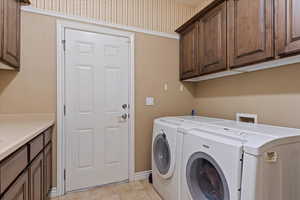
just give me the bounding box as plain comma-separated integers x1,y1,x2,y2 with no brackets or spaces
0,114,55,161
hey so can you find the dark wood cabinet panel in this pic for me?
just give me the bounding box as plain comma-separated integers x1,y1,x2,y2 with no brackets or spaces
0,0,3,60
2,0,20,69
29,153,44,200
43,143,52,200
276,0,300,56
179,23,198,80
227,0,274,68
198,1,227,75
29,134,44,162
0,146,28,194
2,171,29,200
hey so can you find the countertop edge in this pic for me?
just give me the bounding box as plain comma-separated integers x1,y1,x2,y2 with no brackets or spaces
0,120,55,162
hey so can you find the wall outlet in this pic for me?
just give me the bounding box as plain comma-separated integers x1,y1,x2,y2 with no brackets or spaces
146,97,155,106
164,83,168,91
180,84,184,92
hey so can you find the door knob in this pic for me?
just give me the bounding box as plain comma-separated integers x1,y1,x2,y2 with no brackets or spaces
121,113,128,120
122,104,128,109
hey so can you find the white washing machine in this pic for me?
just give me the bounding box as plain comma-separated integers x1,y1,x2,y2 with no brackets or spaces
152,116,226,200
180,121,300,200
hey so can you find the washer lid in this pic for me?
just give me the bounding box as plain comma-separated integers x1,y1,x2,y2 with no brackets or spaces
210,121,300,155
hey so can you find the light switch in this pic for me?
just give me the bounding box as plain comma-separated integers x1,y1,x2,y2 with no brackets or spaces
146,97,155,106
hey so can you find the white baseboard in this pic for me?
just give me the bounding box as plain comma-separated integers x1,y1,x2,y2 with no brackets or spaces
134,170,152,181
49,187,58,198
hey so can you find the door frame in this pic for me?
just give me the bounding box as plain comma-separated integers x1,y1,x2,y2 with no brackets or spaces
56,20,135,196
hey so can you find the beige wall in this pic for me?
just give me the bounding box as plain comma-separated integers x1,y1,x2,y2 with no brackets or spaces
0,11,195,185
194,64,300,129
29,0,196,34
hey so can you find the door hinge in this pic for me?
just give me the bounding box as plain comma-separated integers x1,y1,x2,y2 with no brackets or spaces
64,105,66,116
64,169,66,181
62,40,66,51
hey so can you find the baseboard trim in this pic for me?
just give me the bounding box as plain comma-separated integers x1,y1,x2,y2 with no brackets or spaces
49,187,58,198
134,170,152,181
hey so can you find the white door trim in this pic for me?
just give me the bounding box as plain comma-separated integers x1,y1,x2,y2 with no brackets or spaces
56,20,135,196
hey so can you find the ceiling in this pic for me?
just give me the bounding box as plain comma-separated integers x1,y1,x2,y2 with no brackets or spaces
175,0,201,6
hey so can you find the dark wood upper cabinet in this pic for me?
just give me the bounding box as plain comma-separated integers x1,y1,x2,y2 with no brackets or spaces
0,0,21,70
0,0,3,60
2,0,21,69
276,0,300,57
179,23,198,80
227,0,274,68
198,1,227,75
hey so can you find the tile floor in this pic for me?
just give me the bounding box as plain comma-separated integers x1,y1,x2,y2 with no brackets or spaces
52,180,162,200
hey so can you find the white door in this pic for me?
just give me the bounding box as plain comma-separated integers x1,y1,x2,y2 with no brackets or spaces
64,29,130,192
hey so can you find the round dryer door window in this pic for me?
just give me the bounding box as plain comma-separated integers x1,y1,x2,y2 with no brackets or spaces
186,152,230,200
153,134,171,175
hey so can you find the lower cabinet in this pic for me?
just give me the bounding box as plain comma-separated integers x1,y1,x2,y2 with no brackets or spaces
29,154,44,200
44,144,52,200
2,171,29,200
0,127,53,200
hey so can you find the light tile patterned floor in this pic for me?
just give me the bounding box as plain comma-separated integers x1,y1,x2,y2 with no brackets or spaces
53,180,162,200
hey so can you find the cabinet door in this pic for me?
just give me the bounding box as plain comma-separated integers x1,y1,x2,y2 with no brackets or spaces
180,23,198,80
198,1,227,75
228,0,274,68
276,0,300,56
2,171,29,200
29,153,44,200
44,143,52,200
0,0,3,59
2,0,20,68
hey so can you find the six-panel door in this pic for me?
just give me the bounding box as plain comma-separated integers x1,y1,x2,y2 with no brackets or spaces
180,23,198,80
227,0,274,68
276,0,300,56
198,1,227,75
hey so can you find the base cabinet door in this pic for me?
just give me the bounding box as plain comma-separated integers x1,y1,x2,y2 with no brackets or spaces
2,171,29,200
228,0,274,68
180,23,198,80
29,153,44,200
276,0,300,56
198,1,227,75
44,143,52,200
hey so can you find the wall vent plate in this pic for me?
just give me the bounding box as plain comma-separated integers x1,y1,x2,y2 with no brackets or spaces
236,113,258,124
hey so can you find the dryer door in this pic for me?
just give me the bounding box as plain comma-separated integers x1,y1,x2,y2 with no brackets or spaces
153,133,171,176
186,152,230,200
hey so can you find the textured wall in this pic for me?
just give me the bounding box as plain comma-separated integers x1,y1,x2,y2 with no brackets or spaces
29,0,196,33
194,0,214,12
